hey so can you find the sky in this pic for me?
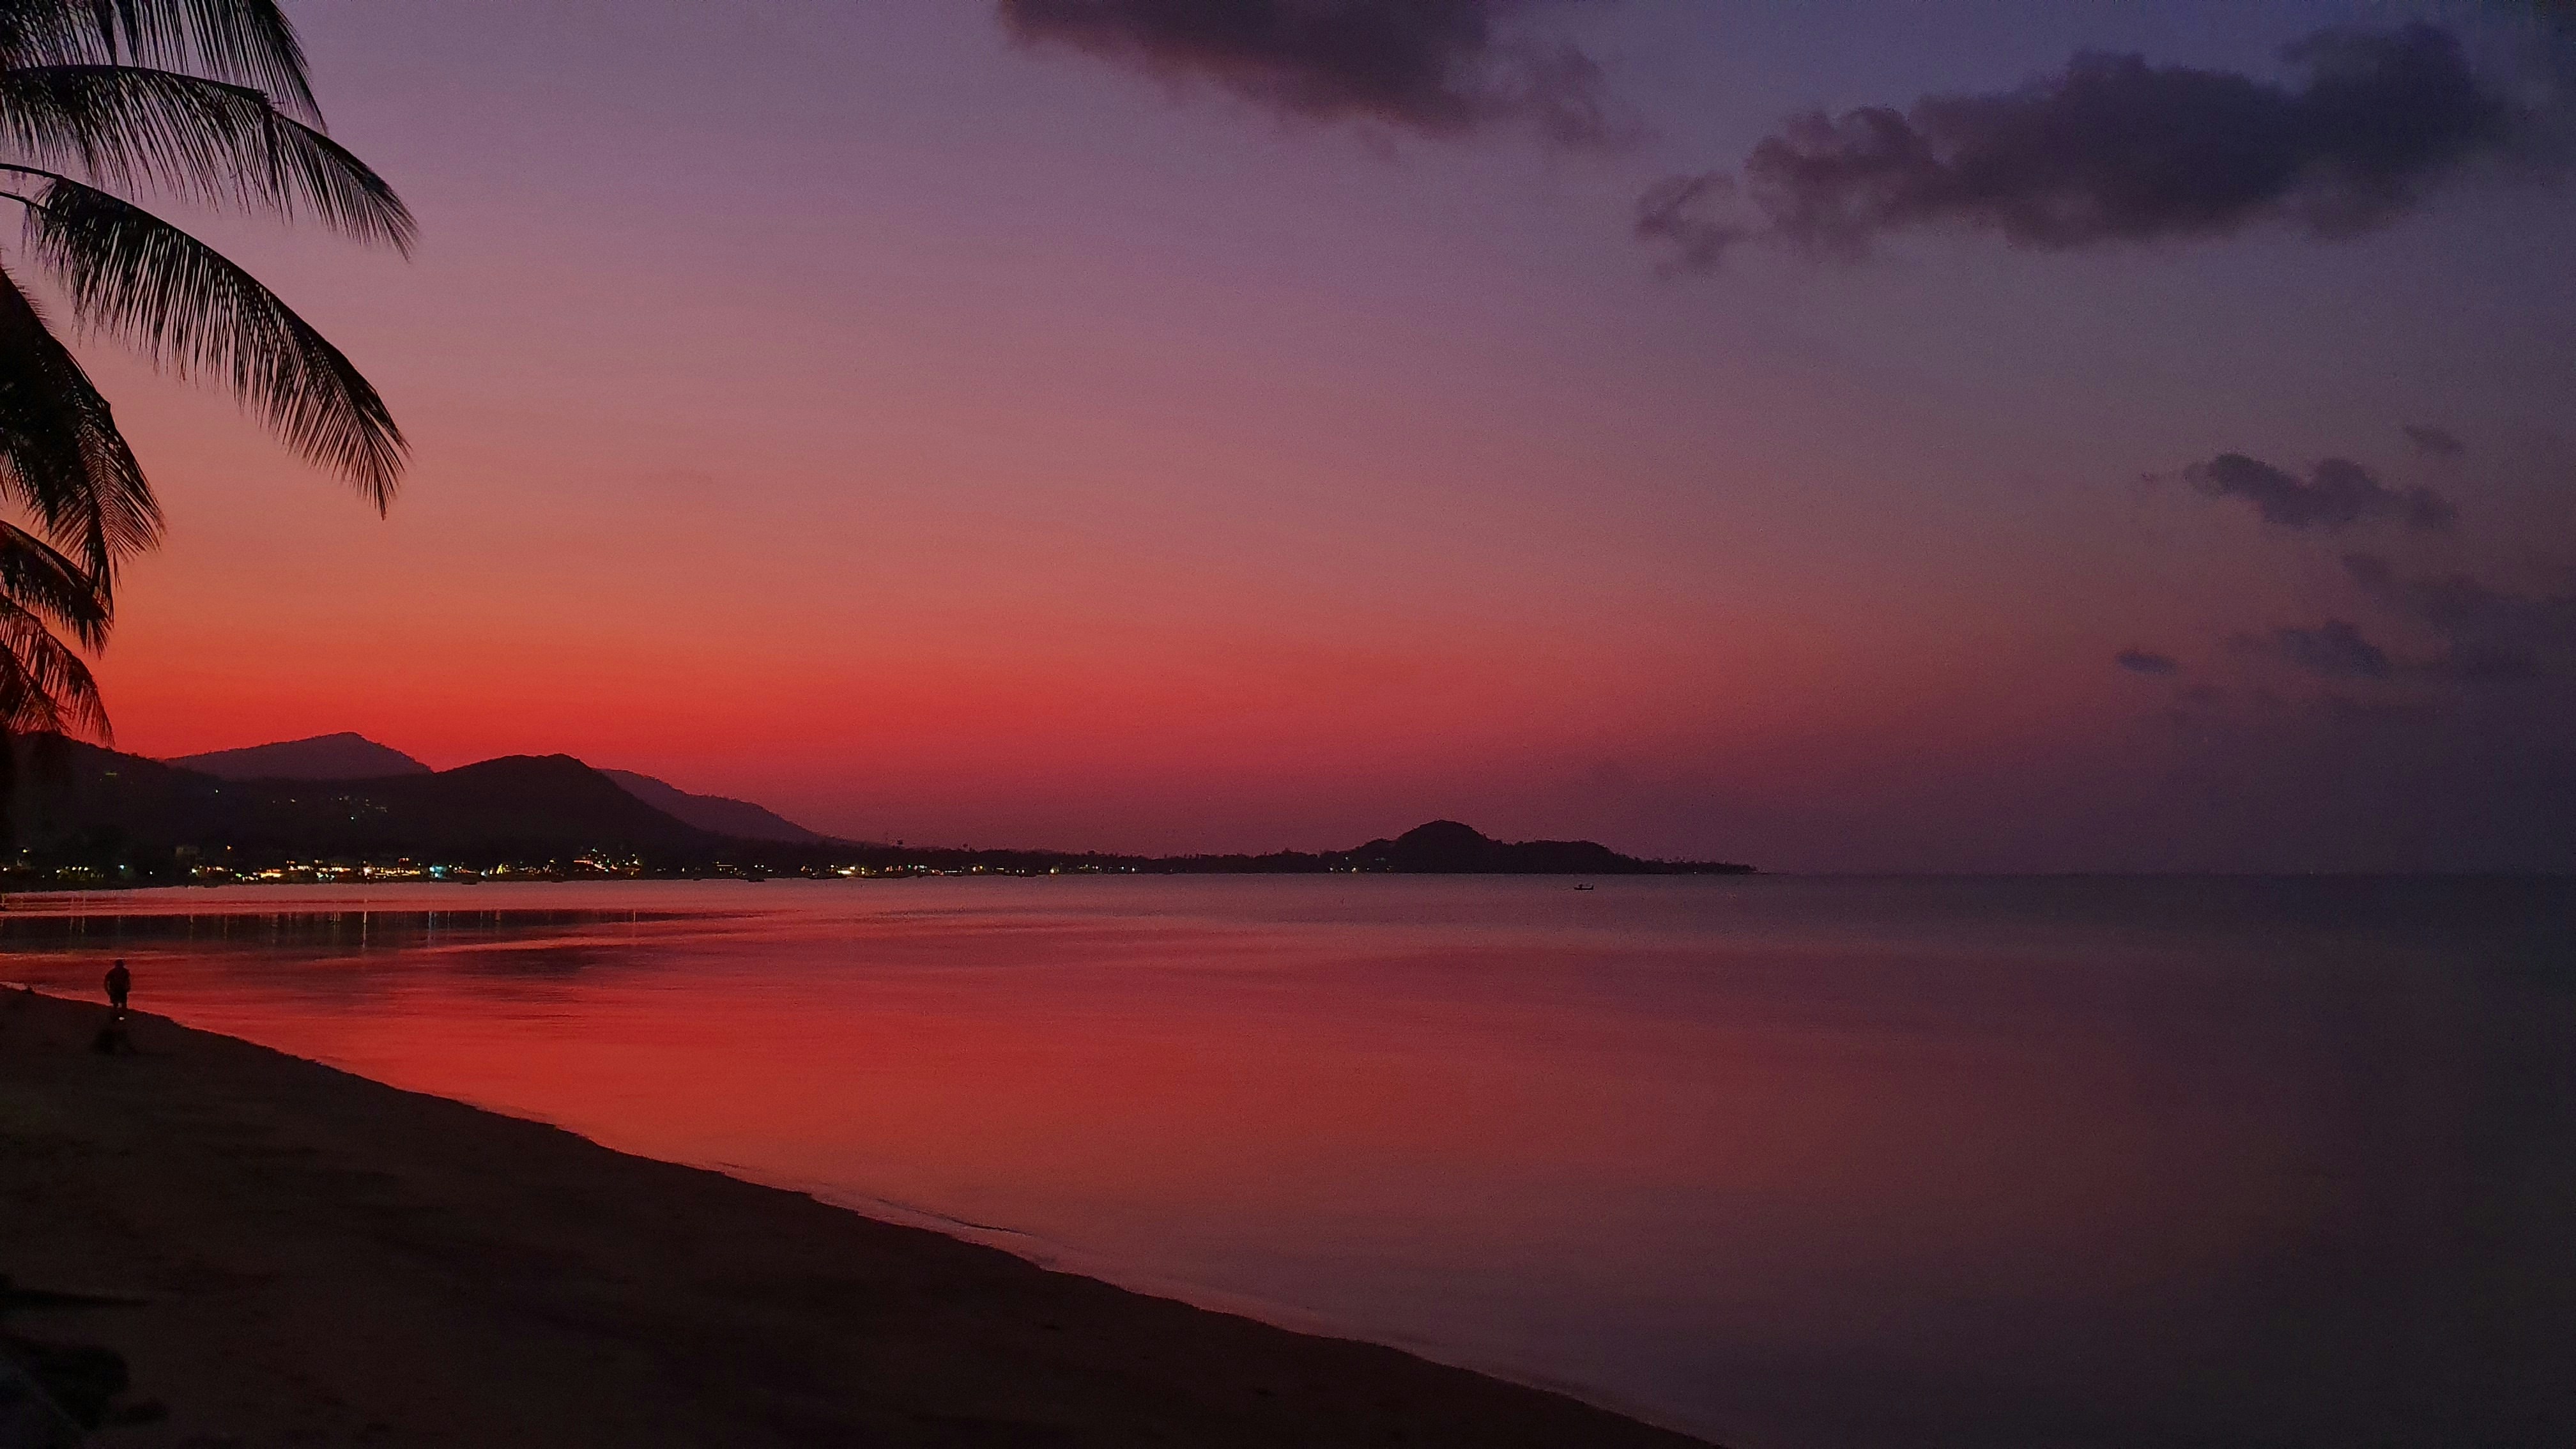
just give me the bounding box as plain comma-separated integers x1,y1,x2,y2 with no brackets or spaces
58,0,2576,871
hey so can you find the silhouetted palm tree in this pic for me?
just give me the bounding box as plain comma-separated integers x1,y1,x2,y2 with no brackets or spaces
0,0,411,739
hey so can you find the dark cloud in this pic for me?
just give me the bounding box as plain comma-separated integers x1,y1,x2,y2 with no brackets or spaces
2345,553,2576,677
2264,620,2397,680
2185,453,2456,532
2114,648,2180,675
999,0,1617,143
1643,22,2538,270
2402,423,2467,457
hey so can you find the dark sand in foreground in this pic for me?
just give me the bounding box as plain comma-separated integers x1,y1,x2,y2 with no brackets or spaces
1,988,1708,1446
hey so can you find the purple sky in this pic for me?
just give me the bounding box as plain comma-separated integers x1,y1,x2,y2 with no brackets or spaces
75,1,2576,870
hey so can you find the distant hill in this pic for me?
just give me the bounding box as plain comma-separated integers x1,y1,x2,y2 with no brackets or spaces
2,738,1748,878
310,756,721,857
160,735,829,847
831,820,1747,877
1332,820,1719,874
6,736,717,864
168,733,431,781
599,769,828,844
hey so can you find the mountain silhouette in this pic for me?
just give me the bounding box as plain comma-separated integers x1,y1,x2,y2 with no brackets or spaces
1342,820,1660,874
321,756,720,855
6,737,717,862
168,732,431,781
3,737,1748,878
163,733,829,846
598,769,828,844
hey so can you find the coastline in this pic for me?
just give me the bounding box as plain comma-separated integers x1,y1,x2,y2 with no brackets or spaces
0,988,1711,1447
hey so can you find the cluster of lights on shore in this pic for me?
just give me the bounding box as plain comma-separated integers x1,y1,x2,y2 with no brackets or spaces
119,859,1152,885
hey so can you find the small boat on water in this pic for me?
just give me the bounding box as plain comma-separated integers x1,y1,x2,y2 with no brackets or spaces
1573,883,1595,891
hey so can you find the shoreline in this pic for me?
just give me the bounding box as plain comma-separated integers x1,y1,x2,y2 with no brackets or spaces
1,988,1712,1446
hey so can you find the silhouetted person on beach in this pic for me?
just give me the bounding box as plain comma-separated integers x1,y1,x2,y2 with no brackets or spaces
94,961,134,1055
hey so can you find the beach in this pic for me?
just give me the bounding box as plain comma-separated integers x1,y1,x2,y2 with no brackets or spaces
1,986,1706,1446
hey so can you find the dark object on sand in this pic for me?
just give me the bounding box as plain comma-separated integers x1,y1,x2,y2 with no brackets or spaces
2,1272,140,1443
0,1337,127,1430
0,1354,84,1449
103,962,129,1015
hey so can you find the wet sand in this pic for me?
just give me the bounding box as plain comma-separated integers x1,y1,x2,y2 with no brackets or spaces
0,988,1708,1446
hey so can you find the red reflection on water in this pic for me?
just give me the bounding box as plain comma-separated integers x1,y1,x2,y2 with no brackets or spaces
8,877,2551,1448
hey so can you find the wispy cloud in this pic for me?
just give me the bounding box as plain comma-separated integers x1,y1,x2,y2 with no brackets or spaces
1635,172,1743,273
2402,423,2467,457
2254,620,2397,680
2346,553,2576,679
2114,648,2180,676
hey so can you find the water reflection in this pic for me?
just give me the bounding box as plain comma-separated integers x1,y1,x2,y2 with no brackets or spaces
1,877,2569,1449
0,905,708,951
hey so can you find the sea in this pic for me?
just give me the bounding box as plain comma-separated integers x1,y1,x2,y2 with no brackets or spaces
3,875,2569,1449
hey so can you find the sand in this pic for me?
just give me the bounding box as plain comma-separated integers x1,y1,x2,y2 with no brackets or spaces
0,988,1710,1447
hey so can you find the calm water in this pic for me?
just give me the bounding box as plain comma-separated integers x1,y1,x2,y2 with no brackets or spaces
3,876,2570,1448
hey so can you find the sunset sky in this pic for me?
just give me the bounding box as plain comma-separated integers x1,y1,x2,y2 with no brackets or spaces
72,0,2576,871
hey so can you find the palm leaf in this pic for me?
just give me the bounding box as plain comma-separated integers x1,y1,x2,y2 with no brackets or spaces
18,174,403,504
0,2,102,72
0,258,159,582
89,0,319,120
0,65,411,249
0,595,107,738
0,517,108,647
0,0,318,119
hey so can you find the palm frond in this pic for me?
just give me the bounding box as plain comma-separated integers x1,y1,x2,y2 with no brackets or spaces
0,257,162,581
17,175,403,505
88,0,319,121
0,2,105,71
0,0,318,119
0,518,109,647
0,596,107,739
0,66,411,250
